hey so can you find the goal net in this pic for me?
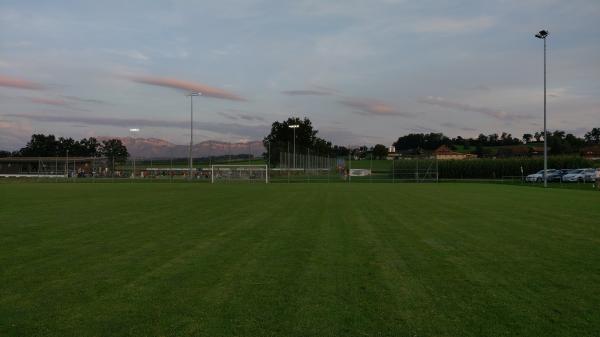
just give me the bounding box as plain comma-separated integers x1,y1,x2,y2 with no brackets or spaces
211,165,268,183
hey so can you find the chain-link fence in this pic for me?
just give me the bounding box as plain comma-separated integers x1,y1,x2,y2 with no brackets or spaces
1,151,598,190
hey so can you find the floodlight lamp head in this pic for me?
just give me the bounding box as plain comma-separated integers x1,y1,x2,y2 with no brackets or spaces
535,30,549,39
129,128,140,132
187,91,201,96
289,124,300,128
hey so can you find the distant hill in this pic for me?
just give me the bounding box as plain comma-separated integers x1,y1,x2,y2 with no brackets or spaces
98,137,265,159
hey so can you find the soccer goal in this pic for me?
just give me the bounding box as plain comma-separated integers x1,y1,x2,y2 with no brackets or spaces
211,165,268,183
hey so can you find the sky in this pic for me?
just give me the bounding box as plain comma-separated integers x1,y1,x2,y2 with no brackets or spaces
1,0,599,150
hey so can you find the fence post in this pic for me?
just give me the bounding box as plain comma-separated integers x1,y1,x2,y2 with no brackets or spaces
416,159,419,183
348,149,351,183
370,153,373,183
328,154,330,183
307,149,310,183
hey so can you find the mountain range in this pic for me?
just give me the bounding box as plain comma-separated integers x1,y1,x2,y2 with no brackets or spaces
101,137,265,159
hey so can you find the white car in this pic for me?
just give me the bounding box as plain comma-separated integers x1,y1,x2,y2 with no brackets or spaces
526,169,558,182
562,168,595,182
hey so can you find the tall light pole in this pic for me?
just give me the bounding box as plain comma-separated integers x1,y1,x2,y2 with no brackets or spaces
289,124,299,168
535,29,549,188
129,128,139,178
186,92,201,179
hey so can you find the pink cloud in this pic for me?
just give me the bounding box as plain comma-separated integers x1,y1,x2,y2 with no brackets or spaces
30,97,68,106
281,89,332,96
0,120,32,150
417,96,534,121
339,98,412,117
0,75,44,90
128,75,245,101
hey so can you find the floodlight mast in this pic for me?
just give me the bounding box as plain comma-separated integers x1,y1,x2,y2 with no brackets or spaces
186,92,201,180
535,29,549,188
129,128,139,178
289,124,300,168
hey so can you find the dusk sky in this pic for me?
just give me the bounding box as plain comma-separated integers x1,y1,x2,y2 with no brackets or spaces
1,0,599,150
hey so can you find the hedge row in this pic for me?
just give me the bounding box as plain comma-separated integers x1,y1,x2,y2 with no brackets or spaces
377,156,596,179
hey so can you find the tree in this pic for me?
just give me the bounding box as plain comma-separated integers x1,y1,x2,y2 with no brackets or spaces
17,134,104,157
57,137,77,156
393,133,449,152
263,117,328,166
372,144,388,159
522,133,533,143
331,145,349,157
584,128,600,144
100,139,129,163
565,133,584,150
476,134,488,146
19,134,59,156
79,137,101,157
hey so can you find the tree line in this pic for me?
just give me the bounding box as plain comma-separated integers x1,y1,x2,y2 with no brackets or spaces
393,128,600,156
0,134,129,162
263,117,600,165
261,117,390,165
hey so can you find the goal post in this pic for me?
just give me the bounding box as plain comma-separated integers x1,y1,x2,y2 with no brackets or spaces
211,164,268,183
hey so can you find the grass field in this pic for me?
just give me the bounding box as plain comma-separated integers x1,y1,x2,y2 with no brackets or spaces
1,183,600,336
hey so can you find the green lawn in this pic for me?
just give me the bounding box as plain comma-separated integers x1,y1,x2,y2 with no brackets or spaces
1,183,599,336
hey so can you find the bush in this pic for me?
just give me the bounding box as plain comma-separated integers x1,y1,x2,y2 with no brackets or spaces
393,156,596,179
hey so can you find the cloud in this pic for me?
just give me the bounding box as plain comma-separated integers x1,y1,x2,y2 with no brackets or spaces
413,16,495,34
470,84,491,91
440,122,477,132
281,89,333,96
238,114,266,122
339,98,412,117
6,113,268,139
128,75,245,101
408,125,439,133
30,97,69,106
418,96,533,121
61,95,107,105
0,75,44,90
318,126,385,145
103,49,150,61
0,119,32,150
217,110,266,122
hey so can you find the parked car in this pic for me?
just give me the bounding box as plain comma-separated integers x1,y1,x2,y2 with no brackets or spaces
548,169,569,182
562,168,596,182
526,169,558,182
582,168,598,182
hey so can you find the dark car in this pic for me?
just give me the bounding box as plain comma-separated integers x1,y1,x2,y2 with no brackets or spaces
548,169,570,182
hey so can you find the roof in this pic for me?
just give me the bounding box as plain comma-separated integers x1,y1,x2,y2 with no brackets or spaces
433,145,463,156
581,145,600,155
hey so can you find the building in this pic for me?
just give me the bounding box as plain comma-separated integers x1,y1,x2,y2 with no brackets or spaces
433,145,472,160
496,145,545,158
386,153,401,160
386,145,401,160
0,157,109,177
581,145,600,160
